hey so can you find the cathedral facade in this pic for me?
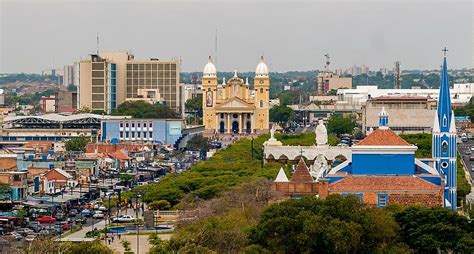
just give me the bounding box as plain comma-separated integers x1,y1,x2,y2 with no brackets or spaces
202,56,270,134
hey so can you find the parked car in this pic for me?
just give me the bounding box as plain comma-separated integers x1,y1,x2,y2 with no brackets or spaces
466,149,472,155
5,231,22,241
111,215,135,223
469,156,474,161
68,209,78,217
92,211,105,219
57,221,71,230
75,218,87,225
38,229,50,237
25,234,36,242
28,221,43,232
35,216,57,224
98,206,108,212
80,209,92,217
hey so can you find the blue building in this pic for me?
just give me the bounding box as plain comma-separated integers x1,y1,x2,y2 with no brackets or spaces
432,55,457,210
101,118,183,145
323,55,456,210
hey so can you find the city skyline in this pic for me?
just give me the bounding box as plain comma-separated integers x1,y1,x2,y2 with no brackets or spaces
0,0,472,73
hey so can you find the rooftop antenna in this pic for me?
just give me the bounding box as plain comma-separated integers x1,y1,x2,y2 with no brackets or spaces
214,29,218,67
96,32,99,55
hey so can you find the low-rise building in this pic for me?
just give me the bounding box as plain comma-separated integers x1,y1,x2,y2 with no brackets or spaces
101,118,183,145
0,171,28,202
362,96,436,134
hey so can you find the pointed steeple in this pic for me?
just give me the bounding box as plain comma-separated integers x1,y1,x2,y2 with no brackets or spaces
291,158,314,182
275,167,289,182
436,55,452,132
378,106,389,129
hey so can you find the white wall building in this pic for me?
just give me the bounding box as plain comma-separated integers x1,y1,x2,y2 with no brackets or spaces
337,84,474,106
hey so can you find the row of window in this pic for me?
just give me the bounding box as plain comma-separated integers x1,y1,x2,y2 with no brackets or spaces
119,122,153,128
126,63,177,71
119,131,153,139
366,126,430,132
341,193,388,207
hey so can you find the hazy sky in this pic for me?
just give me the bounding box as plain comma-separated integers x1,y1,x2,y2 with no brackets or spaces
0,0,472,73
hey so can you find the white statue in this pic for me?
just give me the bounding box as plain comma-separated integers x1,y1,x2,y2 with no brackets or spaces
264,124,282,147
270,124,276,140
315,119,328,146
311,154,328,179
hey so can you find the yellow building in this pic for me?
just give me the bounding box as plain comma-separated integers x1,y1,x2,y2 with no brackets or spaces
202,56,270,134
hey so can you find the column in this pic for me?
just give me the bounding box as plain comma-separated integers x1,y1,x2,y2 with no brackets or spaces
215,113,219,133
251,113,256,133
239,114,243,134
226,113,231,133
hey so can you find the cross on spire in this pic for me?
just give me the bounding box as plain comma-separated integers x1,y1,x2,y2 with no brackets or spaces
442,47,448,57
299,148,305,157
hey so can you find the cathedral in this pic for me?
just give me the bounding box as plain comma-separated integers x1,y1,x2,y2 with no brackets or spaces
202,56,270,134
273,54,457,210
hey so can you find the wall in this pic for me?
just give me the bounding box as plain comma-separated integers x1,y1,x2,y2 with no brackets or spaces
351,154,415,175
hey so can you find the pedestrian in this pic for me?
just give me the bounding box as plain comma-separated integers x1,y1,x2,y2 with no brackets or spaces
118,234,121,240
112,235,115,242
108,238,111,245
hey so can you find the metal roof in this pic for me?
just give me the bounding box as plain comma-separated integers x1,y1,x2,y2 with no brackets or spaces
3,113,130,124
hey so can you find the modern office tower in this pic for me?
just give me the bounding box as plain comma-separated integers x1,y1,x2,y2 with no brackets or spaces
79,54,117,113
79,52,180,114
125,60,180,113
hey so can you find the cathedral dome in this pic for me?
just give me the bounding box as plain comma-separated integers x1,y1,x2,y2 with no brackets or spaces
203,56,217,77
255,56,269,77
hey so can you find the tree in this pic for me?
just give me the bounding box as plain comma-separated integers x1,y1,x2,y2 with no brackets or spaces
185,95,203,117
394,206,474,253
65,136,89,152
327,89,337,96
248,195,402,253
148,200,171,210
269,105,293,126
328,133,339,146
112,101,179,119
186,134,210,151
327,114,355,136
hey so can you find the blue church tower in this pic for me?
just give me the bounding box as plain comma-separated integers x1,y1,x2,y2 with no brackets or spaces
432,53,457,210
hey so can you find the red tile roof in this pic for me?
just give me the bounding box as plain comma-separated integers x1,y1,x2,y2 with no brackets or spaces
328,175,440,191
357,128,410,146
291,158,314,183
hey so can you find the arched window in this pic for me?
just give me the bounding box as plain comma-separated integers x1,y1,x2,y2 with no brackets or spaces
442,141,448,153
442,115,447,127
260,88,263,93
260,100,263,107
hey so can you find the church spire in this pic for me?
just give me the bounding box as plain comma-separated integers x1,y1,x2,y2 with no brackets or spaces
436,53,452,132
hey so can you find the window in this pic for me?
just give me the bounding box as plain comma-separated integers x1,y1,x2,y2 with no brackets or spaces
137,132,141,138
132,123,135,128
119,132,123,138
13,174,21,182
442,141,448,153
443,115,447,127
125,123,129,128
149,132,153,138
260,100,263,107
378,194,388,207
131,132,135,138
137,123,141,128
125,132,129,138
149,122,153,128
120,122,123,128
143,132,147,138
143,123,147,128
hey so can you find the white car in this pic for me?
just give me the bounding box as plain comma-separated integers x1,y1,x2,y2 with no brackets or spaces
111,215,135,223
93,211,105,219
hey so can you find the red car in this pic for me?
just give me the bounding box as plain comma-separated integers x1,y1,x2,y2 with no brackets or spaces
35,216,57,224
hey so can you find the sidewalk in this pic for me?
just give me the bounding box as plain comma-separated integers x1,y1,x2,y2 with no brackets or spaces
108,234,172,254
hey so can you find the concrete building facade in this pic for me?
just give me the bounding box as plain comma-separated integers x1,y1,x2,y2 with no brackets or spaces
79,52,180,114
362,96,437,134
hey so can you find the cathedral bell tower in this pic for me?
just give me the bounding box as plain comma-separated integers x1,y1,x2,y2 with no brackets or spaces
202,56,218,131
432,51,457,210
254,56,270,131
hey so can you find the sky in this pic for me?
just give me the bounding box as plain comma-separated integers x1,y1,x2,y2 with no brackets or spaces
0,0,472,73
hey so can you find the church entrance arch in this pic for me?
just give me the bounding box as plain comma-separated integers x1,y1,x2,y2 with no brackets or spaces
219,121,225,133
232,121,239,133
246,121,251,133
